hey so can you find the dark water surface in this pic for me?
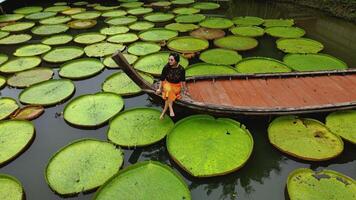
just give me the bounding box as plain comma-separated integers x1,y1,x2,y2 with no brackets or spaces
0,0,355,200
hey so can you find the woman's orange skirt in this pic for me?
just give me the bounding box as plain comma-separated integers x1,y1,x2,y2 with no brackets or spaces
162,81,182,101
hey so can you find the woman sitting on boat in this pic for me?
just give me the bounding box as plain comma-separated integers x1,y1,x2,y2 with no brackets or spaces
156,52,187,119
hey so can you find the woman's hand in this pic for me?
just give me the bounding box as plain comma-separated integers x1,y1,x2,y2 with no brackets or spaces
155,89,161,95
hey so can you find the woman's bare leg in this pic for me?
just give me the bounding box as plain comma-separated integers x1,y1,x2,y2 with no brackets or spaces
160,100,169,119
168,100,175,117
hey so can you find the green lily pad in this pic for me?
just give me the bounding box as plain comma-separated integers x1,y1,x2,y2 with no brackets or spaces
232,16,264,26
129,21,154,31
167,115,254,177
94,5,120,11
43,46,84,63
19,79,75,106
287,168,356,200
0,57,41,73
25,11,56,20
214,35,258,51
171,0,195,5
235,57,292,73
127,7,153,15
100,26,129,35
199,17,233,29
120,2,144,8
167,36,209,53
265,26,305,38
192,2,220,10
118,0,138,2
276,38,324,54
84,42,125,57
139,28,178,42
105,16,138,25
264,19,294,27
64,93,124,127
74,32,106,44
144,12,175,22
199,48,242,65
46,139,124,195
190,27,225,40
14,6,43,14
10,105,44,120
44,6,70,12
326,110,356,144
101,10,127,18
102,72,154,96
175,14,205,23
0,53,8,65
103,53,138,68
93,161,191,200
14,44,51,57
283,53,347,71
134,52,189,76
0,31,9,39
173,7,200,15
42,34,73,45
150,1,171,7
61,8,86,15
53,2,66,5
7,67,53,88
268,116,344,161
0,98,19,120
67,19,97,29
59,58,105,79
0,174,24,200
128,42,161,56
165,23,199,32
0,14,24,23
73,1,88,6
72,11,101,19
39,16,71,25
107,33,138,44
0,120,34,165
186,63,238,76
0,34,32,45
31,24,69,35
0,76,5,88
1,22,35,32
230,26,264,37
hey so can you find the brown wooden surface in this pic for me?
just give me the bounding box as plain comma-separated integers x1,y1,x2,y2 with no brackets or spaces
187,74,356,109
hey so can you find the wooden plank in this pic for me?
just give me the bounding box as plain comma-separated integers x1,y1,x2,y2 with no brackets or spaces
187,82,205,102
299,77,332,104
306,76,347,103
248,78,279,107
328,75,356,99
281,77,319,106
263,77,301,107
212,80,236,106
234,78,269,107
256,79,281,106
220,79,249,106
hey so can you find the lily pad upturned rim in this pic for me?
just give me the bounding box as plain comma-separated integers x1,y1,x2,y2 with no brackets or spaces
13,6,43,14
175,14,206,23
39,16,72,25
0,14,24,23
230,26,265,37
214,35,258,51
185,63,239,77
199,17,234,29
1,22,35,32
59,58,105,79
325,110,356,144
13,44,52,57
42,46,84,63
276,38,324,54
265,26,306,38
71,11,102,20
172,7,200,15
232,16,264,26
167,36,209,53
41,34,73,45
127,7,153,15
199,48,242,65
0,56,42,73
10,105,44,120
0,75,5,88
189,27,226,40
235,56,292,73
192,2,220,10
67,19,97,29
6,67,54,88
0,34,32,45
0,97,19,120
0,174,24,199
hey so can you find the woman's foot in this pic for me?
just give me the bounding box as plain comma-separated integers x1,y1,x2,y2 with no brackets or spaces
169,112,175,117
159,113,165,120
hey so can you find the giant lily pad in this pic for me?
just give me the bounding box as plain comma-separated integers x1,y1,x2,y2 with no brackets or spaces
173,7,200,15
72,11,101,20
42,34,73,46
59,58,105,79
0,76,5,88
14,44,51,57
276,38,324,53
171,0,195,5
31,24,69,35
0,57,41,73
0,34,32,45
25,11,56,20
105,16,137,25
230,26,264,37
101,10,127,18
10,105,44,120
19,79,75,106
192,2,220,10
214,35,258,51
93,161,191,200
144,12,175,22
189,27,225,40
120,2,144,8
127,42,161,56
167,36,209,53
0,98,19,120
1,22,35,32
167,115,254,177
287,168,356,200
0,53,8,65
44,6,70,12
84,42,125,57
150,1,171,7
134,52,189,76
0,120,34,165
232,16,264,26
263,19,294,27
0,14,24,23
283,53,347,71
235,57,292,73
107,108,173,146
74,32,106,44
139,28,178,42
175,14,205,23
165,23,199,32
103,53,138,68
199,17,233,29
0,174,24,200
73,1,88,6
107,33,138,44
46,139,124,195
186,63,238,76
61,7,86,15
326,110,356,144
100,26,129,35
129,21,154,31
7,67,54,88
102,71,154,96
94,5,120,11
39,16,71,25
43,46,84,63
199,48,242,65
67,19,97,29
265,26,305,38
64,93,124,127
0,31,9,39
268,116,344,161
14,6,43,14
127,7,153,15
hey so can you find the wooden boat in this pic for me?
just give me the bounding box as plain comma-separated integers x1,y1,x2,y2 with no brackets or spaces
112,52,356,116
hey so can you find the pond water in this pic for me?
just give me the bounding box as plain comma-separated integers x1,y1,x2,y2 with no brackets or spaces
0,0,355,199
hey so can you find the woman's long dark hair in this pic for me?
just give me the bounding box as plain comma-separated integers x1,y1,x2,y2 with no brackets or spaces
169,52,180,63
